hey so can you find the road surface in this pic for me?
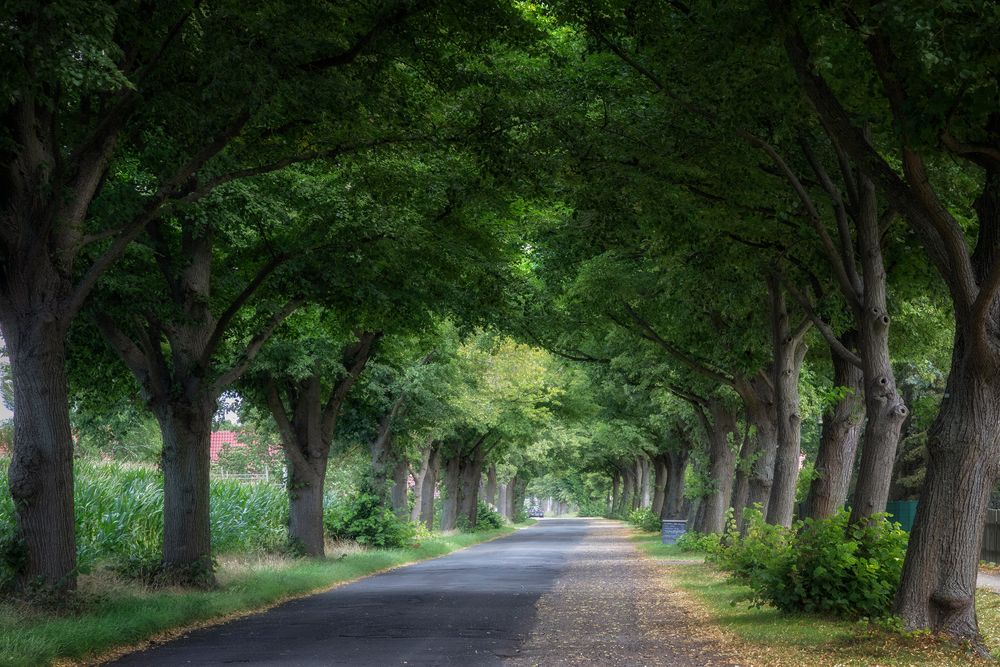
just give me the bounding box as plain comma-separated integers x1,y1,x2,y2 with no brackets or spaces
105,519,734,666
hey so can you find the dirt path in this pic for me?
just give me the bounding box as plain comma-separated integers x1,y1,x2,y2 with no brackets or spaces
506,520,739,667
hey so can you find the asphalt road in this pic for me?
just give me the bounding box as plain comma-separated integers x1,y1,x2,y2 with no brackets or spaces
105,520,585,666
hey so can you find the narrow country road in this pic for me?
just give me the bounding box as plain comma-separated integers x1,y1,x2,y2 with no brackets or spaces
104,519,736,666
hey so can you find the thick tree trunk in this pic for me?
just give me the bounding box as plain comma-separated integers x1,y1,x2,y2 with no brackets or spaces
439,455,461,531
287,464,326,557
419,447,440,530
511,476,527,519
497,483,509,521
154,400,215,580
3,317,76,590
694,399,739,534
850,181,908,521
736,373,778,517
805,339,864,520
894,353,1000,640
411,443,435,524
651,455,668,516
485,463,497,508
663,447,689,520
458,445,486,528
633,459,643,510
766,277,808,527
390,459,409,518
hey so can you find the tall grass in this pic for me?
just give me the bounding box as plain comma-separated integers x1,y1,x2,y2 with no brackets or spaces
0,458,289,575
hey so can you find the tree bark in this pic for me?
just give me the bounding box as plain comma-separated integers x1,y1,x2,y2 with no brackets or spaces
457,443,487,528
693,399,739,534
805,335,864,520
610,469,621,515
651,455,668,516
419,446,441,530
288,465,325,557
766,276,809,527
497,483,509,521
663,446,690,520
153,399,215,578
894,351,1000,638
735,372,778,517
639,457,651,508
3,316,76,589
410,442,434,524
390,458,409,518
485,463,497,508
850,177,908,522
264,334,378,557
439,455,461,531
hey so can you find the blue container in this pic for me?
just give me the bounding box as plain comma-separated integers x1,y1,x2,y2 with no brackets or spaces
661,519,687,545
885,500,918,532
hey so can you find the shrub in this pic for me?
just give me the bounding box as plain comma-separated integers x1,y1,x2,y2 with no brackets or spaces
675,531,721,553
475,501,504,530
712,509,908,619
324,488,415,549
711,508,788,582
627,507,661,532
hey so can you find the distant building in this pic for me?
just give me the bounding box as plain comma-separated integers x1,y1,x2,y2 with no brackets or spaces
210,430,243,463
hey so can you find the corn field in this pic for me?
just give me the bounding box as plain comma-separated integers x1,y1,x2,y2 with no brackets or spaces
0,459,288,570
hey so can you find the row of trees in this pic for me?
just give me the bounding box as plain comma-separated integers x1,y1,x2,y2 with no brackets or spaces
3,0,999,650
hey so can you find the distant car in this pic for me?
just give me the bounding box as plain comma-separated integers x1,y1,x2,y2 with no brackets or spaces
529,507,544,518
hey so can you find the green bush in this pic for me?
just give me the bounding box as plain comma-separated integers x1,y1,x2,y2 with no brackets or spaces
475,501,504,530
675,531,721,553
627,507,661,532
324,488,415,549
712,509,907,619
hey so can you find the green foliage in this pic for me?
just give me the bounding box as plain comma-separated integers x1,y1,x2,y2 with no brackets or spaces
1,458,287,583
712,509,908,619
324,488,415,549
675,531,722,553
475,501,504,530
627,507,661,532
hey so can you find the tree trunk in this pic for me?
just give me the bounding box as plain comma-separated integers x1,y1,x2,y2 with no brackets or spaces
730,428,752,528
2,316,76,590
805,338,864,520
694,399,739,534
419,447,440,530
497,483,509,520
850,179,908,521
633,459,643,510
439,455,461,531
458,445,486,528
511,476,527,520
894,353,1000,639
390,458,409,518
651,455,668,516
766,277,808,527
411,443,434,524
736,372,778,517
640,457,651,508
663,446,690,520
288,464,326,557
154,400,215,580
485,463,497,508
611,470,621,515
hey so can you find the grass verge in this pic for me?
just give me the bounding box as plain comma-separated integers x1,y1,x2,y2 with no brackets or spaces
0,526,526,667
632,533,996,666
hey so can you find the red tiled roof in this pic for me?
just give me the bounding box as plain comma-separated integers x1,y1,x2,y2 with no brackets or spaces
210,430,244,462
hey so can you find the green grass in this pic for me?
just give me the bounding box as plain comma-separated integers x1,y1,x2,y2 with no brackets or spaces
0,527,523,667
632,534,993,666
